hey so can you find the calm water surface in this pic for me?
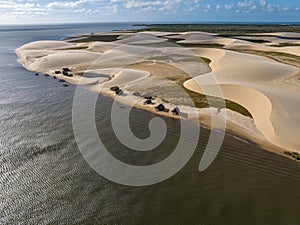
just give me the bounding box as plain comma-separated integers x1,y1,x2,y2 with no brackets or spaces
1,23,300,225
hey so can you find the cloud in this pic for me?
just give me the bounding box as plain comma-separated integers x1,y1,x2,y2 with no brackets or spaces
225,4,233,10
237,0,257,13
124,1,163,9
228,0,300,14
266,4,299,13
0,0,48,13
215,4,221,12
203,4,211,13
260,0,266,7
123,0,185,13
45,0,102,9
1,0,300,22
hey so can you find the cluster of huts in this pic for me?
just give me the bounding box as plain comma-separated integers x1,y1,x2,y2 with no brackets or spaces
54,68,74,86
54,68,73,77
110,86,181,116
34,67,73,87
110,86,124,95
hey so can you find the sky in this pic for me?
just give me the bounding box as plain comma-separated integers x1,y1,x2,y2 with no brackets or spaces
0,0,299,24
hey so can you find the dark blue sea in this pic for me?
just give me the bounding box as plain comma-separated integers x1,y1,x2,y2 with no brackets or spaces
1,23,300,225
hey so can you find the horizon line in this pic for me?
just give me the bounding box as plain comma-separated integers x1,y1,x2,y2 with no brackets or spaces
1,20,300,26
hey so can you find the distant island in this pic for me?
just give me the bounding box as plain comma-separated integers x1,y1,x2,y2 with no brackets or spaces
16,24,300,161
136,23,300,34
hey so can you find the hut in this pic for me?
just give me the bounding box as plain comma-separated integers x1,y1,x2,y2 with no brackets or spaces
133,92,142,97
171,107,180,115
65,73,73,77
54,71,61,74
63,68,71,72
59,79,66,83
144,99,153,105
156,104,165,112
143,93,153,100
44,74,50,77
110,86,120,92
63,84,69,87
62,70,69,76
116,89,124,96
35,73,39,76
53,76,57,79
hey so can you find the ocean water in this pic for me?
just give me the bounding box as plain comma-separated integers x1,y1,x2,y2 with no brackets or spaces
1,23,300,225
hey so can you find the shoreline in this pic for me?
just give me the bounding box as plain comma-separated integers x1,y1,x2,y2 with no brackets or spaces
15,30,300,162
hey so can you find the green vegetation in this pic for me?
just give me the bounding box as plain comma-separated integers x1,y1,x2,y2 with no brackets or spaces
178,43,225,48
183,87,252,118
61,46,89,50
200,57,212,65
284,151,300,160
225,100,252,118
270,43,300,47
68,34,120,43
166,37,224,48
137,24,300,35
234,38,270,44
237,50,300,66
170,75,252,118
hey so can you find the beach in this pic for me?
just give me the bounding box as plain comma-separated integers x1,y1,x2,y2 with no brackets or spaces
16,30,300,159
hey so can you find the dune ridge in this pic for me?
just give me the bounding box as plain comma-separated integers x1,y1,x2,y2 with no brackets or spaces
184,47,300,152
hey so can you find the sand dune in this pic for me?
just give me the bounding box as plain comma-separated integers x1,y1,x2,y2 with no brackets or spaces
140,31,178,37
253,32,300,38
226,40,300,57
168,31,300,57
30,51,101,71
272,46,300,56
17,41,101,72
87,42,121,53
16,31,300,157
167,31,236,46
116,33,168,44
18,40,73,50
185,47,300,151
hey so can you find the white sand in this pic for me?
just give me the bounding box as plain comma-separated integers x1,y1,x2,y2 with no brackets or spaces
253,32,300,38
116,33,168,44
15,31,300,157
184,47,300,152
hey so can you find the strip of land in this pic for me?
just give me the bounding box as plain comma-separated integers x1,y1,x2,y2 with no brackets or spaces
16,28,300,160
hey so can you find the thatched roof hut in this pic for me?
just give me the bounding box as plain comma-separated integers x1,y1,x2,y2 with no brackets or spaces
54,71,61,74
156,104,165,112
144,99,153,105
110,86,120,92
133,92,141,97
143,93,153,100
116,89,124,96
171,107,180,115
63,68,71,72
